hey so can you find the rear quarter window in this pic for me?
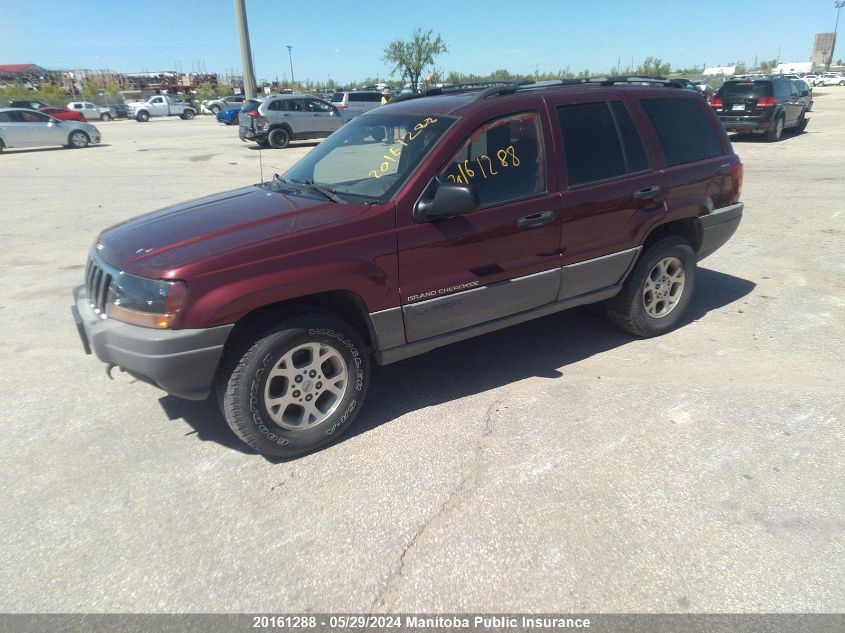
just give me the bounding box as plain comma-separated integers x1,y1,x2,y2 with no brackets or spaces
330,93,344,102
640,98,723,167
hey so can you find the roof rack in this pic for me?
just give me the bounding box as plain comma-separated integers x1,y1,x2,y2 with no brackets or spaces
389,75,688,106
390,81,521,104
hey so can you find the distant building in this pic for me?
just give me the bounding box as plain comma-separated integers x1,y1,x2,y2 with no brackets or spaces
811,33,836,69
774,61,814,74
703,66,736,76
0,63,61,86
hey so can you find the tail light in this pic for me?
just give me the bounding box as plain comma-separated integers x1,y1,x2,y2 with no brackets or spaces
756,97,776,107
709,97,723,107
245,109,259,118
729,162,743,204
336,103,348,109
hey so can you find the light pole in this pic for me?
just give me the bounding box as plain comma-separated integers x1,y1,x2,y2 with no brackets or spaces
286,45,295,88
833,1,845,70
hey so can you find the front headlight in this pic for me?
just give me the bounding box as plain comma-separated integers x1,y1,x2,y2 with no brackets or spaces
105,272,188,329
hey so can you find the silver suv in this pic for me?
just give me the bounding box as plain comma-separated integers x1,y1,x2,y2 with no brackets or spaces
203,94,245,114
329,90,384,113
238,94,345,149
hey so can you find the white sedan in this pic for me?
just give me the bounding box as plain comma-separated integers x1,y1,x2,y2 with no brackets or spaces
0,108,101,152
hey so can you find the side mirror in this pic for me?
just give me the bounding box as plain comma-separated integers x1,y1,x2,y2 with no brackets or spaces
414,179,480,223
801,90,809,97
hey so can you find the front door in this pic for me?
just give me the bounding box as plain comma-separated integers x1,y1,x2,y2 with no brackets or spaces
147,96,168,116
304,98,343,136
397,111,562,342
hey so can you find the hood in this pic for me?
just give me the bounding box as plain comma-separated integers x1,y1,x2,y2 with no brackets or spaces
96,185,361,276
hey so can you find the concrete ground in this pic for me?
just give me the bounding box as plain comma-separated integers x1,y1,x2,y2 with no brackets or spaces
0,95,842,613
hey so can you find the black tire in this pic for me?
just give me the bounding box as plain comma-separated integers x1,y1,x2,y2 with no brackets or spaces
0,139,4,153
604,236,697,337
765,114,784,142
67,130,90,148
180,109,195,120
210,105,220,114
136,111,150,122
268,127,291,149
100,113,112,122
219,312,371,457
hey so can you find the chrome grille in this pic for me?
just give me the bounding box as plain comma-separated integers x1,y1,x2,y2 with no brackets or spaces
84,256,112,316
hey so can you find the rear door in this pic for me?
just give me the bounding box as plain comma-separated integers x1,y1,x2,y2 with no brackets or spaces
397,109,562,342
552,98,663,298
304,98,343,135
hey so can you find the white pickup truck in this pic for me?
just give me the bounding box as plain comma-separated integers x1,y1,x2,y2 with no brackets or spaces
127,95,196,122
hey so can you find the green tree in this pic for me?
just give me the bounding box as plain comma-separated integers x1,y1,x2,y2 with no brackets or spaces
104,80,122,103
0,82,32,102
756,59,777,73
635,57,671,76
489,68,514,81
383,28,447,92
37,82,67,105
194,82,217,105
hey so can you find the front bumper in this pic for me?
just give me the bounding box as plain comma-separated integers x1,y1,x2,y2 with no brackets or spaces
698,203,743,261
72,285,233,400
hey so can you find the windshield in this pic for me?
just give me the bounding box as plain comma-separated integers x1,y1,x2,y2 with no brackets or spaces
282,113,455,201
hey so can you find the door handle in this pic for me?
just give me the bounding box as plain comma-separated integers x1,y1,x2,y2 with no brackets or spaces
633,185,661,200
314,114,322,117
283,113,291,117
517,210,555,228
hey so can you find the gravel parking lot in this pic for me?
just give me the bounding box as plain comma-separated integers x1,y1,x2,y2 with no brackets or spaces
1,97,843,613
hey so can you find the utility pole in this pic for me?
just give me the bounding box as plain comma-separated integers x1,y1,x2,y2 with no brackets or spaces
833,1,845,70
287,45,295,88
233,0,256,98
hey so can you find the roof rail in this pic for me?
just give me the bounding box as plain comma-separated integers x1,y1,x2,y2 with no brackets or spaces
390,81,521,104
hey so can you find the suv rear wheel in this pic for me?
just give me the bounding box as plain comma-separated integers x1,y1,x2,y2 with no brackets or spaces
268,127,291,149
219,313,370,457
766,115,784,142
604,236,696,337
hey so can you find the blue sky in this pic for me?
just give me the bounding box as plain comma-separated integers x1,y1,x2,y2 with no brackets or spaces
1,0,841,83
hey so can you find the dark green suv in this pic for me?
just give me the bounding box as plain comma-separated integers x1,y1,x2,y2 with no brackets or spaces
710,77,810,141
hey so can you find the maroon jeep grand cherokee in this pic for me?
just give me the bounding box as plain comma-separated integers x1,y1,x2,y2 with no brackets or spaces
72,78,743,456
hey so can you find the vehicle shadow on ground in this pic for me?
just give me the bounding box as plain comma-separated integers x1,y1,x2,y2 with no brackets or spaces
730,130,806,143
247,142,320,151
161,268,755,458
1,144,111,155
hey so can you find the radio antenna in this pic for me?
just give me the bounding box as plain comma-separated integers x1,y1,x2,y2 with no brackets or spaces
258,145,264,183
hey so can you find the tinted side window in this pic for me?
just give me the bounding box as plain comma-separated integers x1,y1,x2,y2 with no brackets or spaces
440,112,545,207
557,102,626,186
640,99,723,167
609,102,649,174
349,93,365,102
0,112,12,122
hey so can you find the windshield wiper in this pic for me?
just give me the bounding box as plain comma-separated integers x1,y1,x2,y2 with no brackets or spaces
287,178,347,204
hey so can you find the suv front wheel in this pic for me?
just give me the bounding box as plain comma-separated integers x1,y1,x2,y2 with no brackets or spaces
604,237,696,337
219,313,370,457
